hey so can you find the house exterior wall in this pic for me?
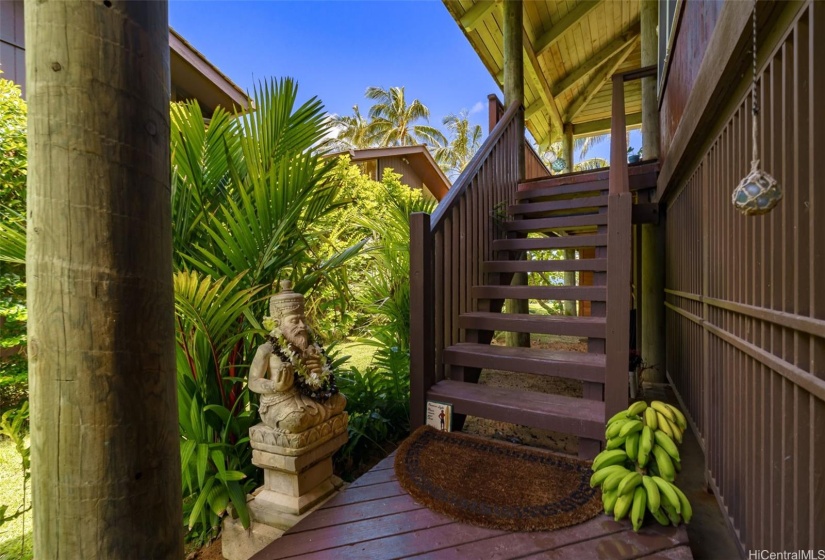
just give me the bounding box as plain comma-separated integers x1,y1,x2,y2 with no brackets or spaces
661,0,824,553
659,0,723,160
378,156,436,199
0,0,25,96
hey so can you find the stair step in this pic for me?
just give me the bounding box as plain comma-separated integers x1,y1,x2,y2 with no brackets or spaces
472,285,607,301
483,259,608,273
492,234,607,251
459,312,606,338
427,379,605,440
444,342,606,382
515,181,607,200
502,213,608,232
510,195,608,216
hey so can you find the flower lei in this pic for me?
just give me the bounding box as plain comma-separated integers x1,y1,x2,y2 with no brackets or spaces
267,328,339,403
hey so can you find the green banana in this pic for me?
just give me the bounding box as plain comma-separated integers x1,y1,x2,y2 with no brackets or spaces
606,418,630,439
656,412,675,438
651,476,681,514
627,401,648,416
617,471,643,496
665,403,688,430
644,407,659,430
651,445,676,481
651,401,677,423
590,464,629,488
650,506,671,526
673,456,682,473
638,445,650,468
606,435,627,450
670,483,693,523
653,429,681,461
614,492,634,521
619,419,644,437
641,475,661,512
666,417,684,444
640,426,653,454
625,432,640,462
607,410,630,425
662,501,682,526
592,449,628,471
603,469,630,491
602,489,618,514
631,486,647,532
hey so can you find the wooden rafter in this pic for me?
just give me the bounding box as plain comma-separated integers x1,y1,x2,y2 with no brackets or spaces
459,0,499,31
523,29,564,142
534,0,603,57
565,37,639,122
551,25,640,98
573,112,642,136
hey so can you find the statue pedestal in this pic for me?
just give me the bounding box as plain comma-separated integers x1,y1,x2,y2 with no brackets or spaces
222,414,348,560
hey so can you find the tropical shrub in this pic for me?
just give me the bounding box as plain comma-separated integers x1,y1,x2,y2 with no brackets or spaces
169,78,364,543
0,76,27,412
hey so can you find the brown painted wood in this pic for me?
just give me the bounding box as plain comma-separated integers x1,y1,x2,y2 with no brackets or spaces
427,380,605,440
516,179,608,200
410,212,434,428
501,213,608,231
632,202,660,224
492,234,607,251
459,311,606,337
519,161,659,189
289,494,423,534
483,258,608,273
510,195,609,215
473,285,607,301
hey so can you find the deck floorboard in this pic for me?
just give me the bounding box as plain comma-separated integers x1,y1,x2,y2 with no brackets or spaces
252,450,691,560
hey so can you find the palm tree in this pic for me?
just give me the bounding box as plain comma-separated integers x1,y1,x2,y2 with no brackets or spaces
365,86,446,147
433,110,483,180
330,104,375,150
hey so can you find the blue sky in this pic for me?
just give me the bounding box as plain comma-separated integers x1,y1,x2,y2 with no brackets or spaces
168,1,630,163
169,1,498,134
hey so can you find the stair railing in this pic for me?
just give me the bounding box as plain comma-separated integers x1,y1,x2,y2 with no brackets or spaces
410,101,522,428
488,94,551,180
604,65,657,417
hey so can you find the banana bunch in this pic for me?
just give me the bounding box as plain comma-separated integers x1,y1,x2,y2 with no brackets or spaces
591,400,693,531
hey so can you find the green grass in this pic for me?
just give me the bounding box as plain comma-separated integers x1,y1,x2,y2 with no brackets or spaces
336,340,378,372
0,437,31,560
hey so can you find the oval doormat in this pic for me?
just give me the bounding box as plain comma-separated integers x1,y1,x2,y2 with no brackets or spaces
394,426,602,532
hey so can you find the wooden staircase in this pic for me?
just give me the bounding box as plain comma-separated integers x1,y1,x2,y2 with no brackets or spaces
426,172,614,455
410,73,656,460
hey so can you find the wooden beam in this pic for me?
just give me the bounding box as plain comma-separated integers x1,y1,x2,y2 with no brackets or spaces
523,30,564,142
552,28,640,98
460,0,499,31
573,112,642,136
565,37,638,122
525,103,543,120
534,0,603,56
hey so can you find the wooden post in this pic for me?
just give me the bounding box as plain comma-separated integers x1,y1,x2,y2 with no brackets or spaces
26,2,183,557
410,213,434,428
640,0,665,382
503,0,530,347
562,122,574,172
563,249,577,316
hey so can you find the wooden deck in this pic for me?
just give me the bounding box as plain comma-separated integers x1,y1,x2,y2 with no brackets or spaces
251,451,692,560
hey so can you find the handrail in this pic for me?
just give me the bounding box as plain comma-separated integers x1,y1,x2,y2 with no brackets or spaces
488,94,552,180
430,101,520,228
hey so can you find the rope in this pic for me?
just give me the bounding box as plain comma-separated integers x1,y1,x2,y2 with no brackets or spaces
751,0,759,172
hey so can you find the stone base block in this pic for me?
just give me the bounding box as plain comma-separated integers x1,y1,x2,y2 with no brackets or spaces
221,516,283,560
263,456,333,496
254,475,341,515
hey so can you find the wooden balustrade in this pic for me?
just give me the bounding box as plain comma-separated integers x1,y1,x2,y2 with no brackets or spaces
410,102,523,427
604,65,657,417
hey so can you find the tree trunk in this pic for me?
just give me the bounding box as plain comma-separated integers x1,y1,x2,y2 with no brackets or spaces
26,1,182,557
503,0,530,347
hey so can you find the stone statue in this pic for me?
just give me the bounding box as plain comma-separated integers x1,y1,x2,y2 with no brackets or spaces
249,280,346,436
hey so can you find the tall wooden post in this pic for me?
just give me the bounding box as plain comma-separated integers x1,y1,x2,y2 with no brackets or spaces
26,2,183,557
562,122,574,172
640,0,665,382
503,0,530,347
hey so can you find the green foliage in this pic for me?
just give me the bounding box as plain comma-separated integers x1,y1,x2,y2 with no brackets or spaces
0,401,31,558
433,110,483,180
170,79,365,543
0,76,27,213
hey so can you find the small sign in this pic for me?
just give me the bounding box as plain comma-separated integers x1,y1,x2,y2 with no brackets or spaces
426,401,452,432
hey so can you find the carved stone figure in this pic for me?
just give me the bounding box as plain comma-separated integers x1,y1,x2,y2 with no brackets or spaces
249,280,346,436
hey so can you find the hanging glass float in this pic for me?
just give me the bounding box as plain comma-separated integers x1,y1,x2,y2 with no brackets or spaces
551,157,567,173
732,0,781,216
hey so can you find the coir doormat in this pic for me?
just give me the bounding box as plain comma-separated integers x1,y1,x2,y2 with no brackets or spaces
394,426,602,532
